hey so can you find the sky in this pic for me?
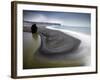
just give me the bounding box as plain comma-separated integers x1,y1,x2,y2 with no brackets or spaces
23,10,91,27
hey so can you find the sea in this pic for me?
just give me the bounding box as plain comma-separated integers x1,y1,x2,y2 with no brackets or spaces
50,25,91,35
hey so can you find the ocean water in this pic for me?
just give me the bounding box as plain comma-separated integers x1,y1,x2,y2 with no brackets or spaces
51,25,91,35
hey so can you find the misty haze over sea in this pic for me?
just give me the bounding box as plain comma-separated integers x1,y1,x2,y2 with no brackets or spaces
50,25,90,35
24,21,90,35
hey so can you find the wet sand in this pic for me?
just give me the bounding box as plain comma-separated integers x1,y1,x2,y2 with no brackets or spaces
23,28,90,69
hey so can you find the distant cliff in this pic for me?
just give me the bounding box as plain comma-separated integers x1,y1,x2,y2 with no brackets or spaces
24,21,61,27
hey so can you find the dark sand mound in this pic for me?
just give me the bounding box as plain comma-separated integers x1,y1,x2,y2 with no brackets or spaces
38,27,81,55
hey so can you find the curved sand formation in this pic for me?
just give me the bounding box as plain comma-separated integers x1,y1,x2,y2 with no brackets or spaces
38,27,81,54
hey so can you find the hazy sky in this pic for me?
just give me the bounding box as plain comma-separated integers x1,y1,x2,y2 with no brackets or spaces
23,10,91,27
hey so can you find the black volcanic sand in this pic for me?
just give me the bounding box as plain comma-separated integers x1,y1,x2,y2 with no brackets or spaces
38,27,81,54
